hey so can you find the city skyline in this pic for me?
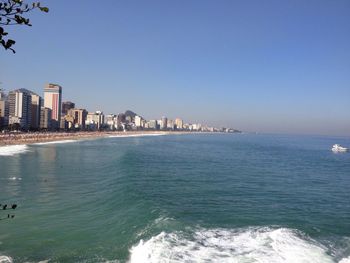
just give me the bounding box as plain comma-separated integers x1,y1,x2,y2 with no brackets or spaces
1,0,350,136
1,84,232,132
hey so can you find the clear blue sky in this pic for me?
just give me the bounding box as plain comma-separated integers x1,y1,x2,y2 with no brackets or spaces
1,0,349,135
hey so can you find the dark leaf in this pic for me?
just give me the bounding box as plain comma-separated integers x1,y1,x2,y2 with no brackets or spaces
39,7,49,12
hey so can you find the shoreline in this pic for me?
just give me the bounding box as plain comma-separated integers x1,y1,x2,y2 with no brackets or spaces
0,131,192,146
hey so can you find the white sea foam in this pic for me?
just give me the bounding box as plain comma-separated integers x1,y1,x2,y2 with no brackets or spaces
0,256,13,263
339,257,350,263
32,139,77,145
8,177,22,181
0,145,29,156
109,133,166,138
129,227,338,263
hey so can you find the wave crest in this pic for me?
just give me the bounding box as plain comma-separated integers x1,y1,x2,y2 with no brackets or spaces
108,133,165,138
0,145,28,156
0,256,13,263
129,227,337,263
32,139,77,145
339,257,350,263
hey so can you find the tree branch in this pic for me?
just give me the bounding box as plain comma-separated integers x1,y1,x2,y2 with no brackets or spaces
0,0,48,52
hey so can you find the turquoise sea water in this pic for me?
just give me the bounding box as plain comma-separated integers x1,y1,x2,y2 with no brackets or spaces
0,133,350,262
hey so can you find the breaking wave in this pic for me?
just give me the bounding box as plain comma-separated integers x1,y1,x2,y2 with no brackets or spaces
32,139,77,145
129,227,349,263
0,256,12,263
8,177,22,181
108,133,166,138
339,257,350,263
0,145,29,156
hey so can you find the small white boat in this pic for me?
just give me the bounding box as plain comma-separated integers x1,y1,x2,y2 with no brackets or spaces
332,144,348,152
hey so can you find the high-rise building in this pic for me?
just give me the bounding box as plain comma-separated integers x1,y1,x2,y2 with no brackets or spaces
62,101,75,115
161,116,168,130
40,107,52,129
0,90,9,129
60,116,68,130
116,113,126,129
167,119,175,130
44,83,62,128
0,99,9,129
29,92,42,129
8,89,32,130
0,100,5,128
148,120,158,130
175,118,183,130
0,90,5,100
135,115,143,128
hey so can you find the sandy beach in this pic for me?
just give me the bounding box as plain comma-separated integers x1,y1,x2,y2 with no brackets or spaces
0,131,181,146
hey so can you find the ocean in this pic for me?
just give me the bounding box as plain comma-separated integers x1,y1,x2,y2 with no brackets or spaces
0,133,349,262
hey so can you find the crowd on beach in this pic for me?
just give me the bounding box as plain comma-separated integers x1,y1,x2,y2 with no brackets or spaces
0,131,169,146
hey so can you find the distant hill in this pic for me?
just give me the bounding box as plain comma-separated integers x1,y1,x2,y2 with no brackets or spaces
124,110,137,118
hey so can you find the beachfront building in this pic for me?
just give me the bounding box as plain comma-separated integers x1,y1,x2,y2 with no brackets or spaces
135,115,144,128
0,99,9,129
62,101,75,115
30,92,42,130
116,113,126,130
60,116,68,130
161,116,168,130
0,91,9,129
135,115,141,127
191,123,201,131
0,100,5,128
85,111,104,130
157,119,162,129
141,119,146,128
175,118,183,130
183,123,190,130
40,107,52,130
167,119,175,130
8,89,32,130
66,108,87,130
0,90,5,100
148,120,158,130
44,83,62,129
104,114,117,130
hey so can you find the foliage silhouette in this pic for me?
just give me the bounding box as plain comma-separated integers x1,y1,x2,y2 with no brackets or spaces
0,0,48,53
